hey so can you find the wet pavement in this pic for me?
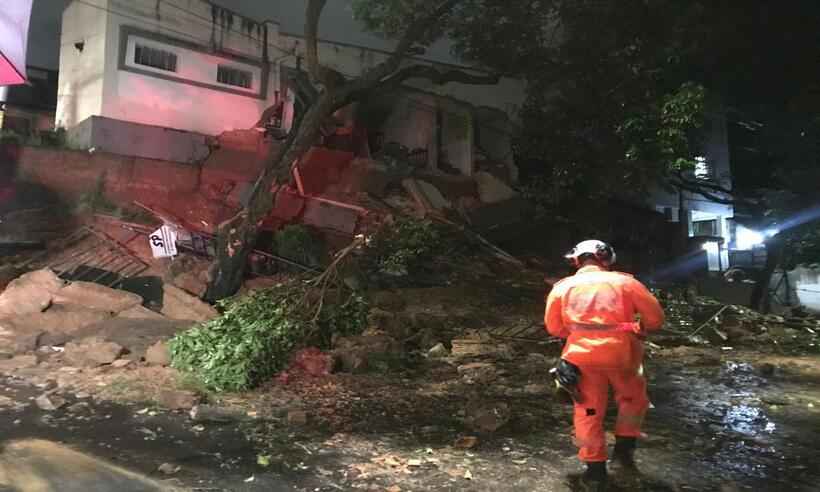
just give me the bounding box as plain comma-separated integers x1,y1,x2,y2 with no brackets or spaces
2,344,818,491
0,378,293,491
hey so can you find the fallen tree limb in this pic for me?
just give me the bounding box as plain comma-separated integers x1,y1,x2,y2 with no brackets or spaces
689,305,731,337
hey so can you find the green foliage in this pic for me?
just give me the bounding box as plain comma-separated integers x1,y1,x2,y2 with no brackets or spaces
315,292,369,346
351,0,450,46
0,128,68,149
368,217,441,276
169,281,369,392
274,224,326,268
618,82,707,172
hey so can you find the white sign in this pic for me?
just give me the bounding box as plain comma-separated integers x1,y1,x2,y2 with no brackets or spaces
0,0,33,86
149,226,178,258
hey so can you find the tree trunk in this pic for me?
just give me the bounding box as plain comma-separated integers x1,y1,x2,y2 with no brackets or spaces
205,97,333,301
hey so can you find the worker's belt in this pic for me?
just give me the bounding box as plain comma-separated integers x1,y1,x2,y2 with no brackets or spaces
567,322,640,333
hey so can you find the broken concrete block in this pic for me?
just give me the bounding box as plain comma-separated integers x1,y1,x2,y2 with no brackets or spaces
167,254,211,298
340,159,392,197
35,393,66,411
172,272,208,298
474,171,517,204
37,305,114,336
69,318,191,361
0,269,64,317
145,341,171,366
427,343,449,358
63,338,125,368
269,188,306,222
416,180,451,210
161,285,217,322
400,177,452,215
300,198,360,235
53,281,143,313
0,305,112,354
0,319,44,353
117,305,167,321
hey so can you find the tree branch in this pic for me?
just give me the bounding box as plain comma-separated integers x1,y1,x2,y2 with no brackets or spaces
305,0,328,85
356,0,462,88
338,64,501,110
674,170,735,195
669,178,737,205
380,64,501,89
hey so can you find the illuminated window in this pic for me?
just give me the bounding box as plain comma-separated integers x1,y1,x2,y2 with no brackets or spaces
694,156,712,180
134,44,177,72
693,219,717,236
217,65,252,89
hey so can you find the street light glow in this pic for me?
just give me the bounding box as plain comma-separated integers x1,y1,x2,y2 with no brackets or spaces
736,227,764,250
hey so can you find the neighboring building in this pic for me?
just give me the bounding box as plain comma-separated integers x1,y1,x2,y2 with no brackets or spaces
0,66,58,135
650,108,735,272
55,0,525,176
56,0,286,162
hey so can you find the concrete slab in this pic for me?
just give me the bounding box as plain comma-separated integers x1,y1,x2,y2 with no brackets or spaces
0,439,173,491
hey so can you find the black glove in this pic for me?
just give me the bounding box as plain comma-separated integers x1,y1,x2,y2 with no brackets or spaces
555,359,581,388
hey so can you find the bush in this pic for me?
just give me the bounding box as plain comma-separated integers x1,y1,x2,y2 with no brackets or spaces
368,217,441,276
169,280,368,392
275,224,326,269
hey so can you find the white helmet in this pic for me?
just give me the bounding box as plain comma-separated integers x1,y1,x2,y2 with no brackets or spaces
564,239,616,268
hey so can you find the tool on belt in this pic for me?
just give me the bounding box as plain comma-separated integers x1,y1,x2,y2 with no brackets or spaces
550,358,583,403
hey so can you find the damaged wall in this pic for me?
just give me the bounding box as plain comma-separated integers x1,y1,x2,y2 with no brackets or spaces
379,92,438,170
279,33,525,120
16,146,199,203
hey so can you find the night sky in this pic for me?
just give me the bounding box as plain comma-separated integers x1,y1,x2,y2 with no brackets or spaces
26,0,457,70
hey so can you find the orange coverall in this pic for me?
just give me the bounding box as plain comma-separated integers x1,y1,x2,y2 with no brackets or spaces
545,265,665,463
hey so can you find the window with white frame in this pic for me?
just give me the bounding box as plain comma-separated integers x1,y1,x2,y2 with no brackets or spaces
134,44,178,72
217,65,252,89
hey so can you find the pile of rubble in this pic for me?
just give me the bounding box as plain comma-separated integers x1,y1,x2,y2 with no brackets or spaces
661,293,820,352
0,268,216,369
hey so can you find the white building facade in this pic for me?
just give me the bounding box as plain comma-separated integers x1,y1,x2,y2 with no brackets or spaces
56,0,525,174
650,109,735,272
57,0,282,142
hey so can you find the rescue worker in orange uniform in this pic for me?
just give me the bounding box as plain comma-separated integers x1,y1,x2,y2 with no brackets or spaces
545,240,665,491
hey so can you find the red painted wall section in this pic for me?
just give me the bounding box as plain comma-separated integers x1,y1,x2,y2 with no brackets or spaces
297,147,355,196
16,147,200,204
15,145,363,238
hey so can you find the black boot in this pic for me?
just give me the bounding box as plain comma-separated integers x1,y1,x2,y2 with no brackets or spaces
611,436,641,488
576,461,608,492
611,436,637,470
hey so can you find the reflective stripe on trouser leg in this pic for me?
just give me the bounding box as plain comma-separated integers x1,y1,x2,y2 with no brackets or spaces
574,369,609,462
610,369,650,437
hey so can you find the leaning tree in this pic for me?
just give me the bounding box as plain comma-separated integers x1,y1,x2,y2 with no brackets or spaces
205,0,503,300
